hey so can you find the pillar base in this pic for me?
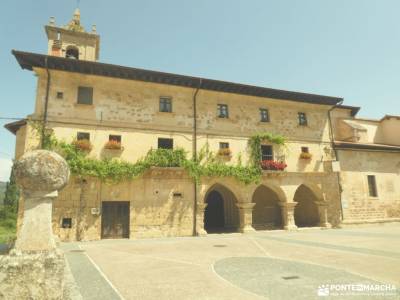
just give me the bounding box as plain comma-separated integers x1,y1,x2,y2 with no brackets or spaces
239,225,256,234
197,228,208,237
284,224,298,231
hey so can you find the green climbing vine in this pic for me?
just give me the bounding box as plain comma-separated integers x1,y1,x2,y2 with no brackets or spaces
34,122,286,185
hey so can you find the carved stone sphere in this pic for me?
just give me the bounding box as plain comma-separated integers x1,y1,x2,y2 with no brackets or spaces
14,150,70,192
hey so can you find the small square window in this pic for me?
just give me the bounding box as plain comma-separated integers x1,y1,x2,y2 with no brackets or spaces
301,147,309,153
77,132,90,141
158,138,173,149
367,175,378,197
298,112,308,126
217,104,229,118
61,218,72,229
77,86,93,105
159,97,172,112
56,92,64,99
219,142,229,149
109,135,121,143
260,108,270,122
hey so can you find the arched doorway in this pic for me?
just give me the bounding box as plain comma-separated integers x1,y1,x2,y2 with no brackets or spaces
252,185,283,230
66,46,79,59
293,185,320,227
204,184,239,233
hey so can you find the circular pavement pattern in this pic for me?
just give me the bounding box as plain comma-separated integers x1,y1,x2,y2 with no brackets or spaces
213,257,399,300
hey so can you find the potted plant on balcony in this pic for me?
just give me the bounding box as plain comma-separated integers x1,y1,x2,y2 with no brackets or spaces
260,160,287,171
104,140,123,151
72,139,93,152
299,152,312,160
217,148,232,160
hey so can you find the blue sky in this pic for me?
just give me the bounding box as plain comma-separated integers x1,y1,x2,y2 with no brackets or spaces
0,0,399,181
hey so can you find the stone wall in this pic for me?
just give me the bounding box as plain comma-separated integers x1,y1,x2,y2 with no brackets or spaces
339,150,400,222
52,168,195,241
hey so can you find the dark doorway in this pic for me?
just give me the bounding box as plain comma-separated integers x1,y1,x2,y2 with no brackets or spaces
101,201,130,239
204,191,225,232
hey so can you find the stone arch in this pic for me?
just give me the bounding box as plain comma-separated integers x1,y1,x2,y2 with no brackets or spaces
204,183,240,233
66,46,79,59
293,184,321,227
251,184,286,230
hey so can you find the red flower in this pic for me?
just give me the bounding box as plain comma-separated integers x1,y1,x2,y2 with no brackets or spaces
260,160,287,171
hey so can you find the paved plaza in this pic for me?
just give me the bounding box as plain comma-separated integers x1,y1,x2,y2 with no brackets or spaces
63,224,400,300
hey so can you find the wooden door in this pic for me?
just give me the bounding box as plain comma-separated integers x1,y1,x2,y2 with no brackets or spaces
101,201,130,239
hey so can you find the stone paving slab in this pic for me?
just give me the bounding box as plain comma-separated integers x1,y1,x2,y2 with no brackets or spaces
62,243,122,300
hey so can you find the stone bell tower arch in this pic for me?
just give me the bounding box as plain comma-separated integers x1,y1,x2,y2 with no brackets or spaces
45,8,100,61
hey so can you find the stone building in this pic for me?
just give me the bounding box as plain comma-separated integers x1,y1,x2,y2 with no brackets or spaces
5,10,400,241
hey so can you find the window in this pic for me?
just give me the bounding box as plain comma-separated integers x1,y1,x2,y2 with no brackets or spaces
301,147,309,153
260,108,270,122
61,218,72,229
219,142,229,149
77,86,93,105
261,145,273,161
217,104,229,118
159,97,172,112
109,135,121,143
77,132,90,141
56,92,64,99
66,46,79,59
367,175,378,197
298,112,308,126
158,138,173,149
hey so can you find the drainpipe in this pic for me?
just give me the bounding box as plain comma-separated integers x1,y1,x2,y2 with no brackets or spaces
41,56,51,148
327,99,344,222
192,79,202,236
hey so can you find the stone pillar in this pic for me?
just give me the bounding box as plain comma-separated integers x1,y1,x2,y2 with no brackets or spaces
0,150,80,300
317,202,331,228
280,202,298,230
196,203,208,236
13,150,70,252
236,203,256,233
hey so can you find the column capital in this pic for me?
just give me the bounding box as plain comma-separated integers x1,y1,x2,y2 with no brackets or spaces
278,201,297,209
236,202,256,210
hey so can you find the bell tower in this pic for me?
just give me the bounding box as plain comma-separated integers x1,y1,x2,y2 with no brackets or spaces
45,8,100,61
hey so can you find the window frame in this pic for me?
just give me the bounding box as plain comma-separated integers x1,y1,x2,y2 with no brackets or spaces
219,142,230,149
298,112,308,126
367,175,378,198
301,147,309,153
158,138,174,150
109,135,122,143
77,132,90,141
159,97,173,113
217,104,229,118
259,108,270,122
261,145,273,161
77,86,93,105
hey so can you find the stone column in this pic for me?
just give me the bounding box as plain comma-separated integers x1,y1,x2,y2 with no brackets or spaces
13,150,70,252
0,150,81,300
280,202,298,230
236,203,256,233
317,202,331,228
196,203,208,236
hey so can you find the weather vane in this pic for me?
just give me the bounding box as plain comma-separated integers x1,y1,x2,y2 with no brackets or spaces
77,0,81,8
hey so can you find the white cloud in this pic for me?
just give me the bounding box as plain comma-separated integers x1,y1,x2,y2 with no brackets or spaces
0,158,12,182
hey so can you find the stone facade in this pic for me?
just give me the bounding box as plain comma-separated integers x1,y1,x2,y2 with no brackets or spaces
5,10,400,242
